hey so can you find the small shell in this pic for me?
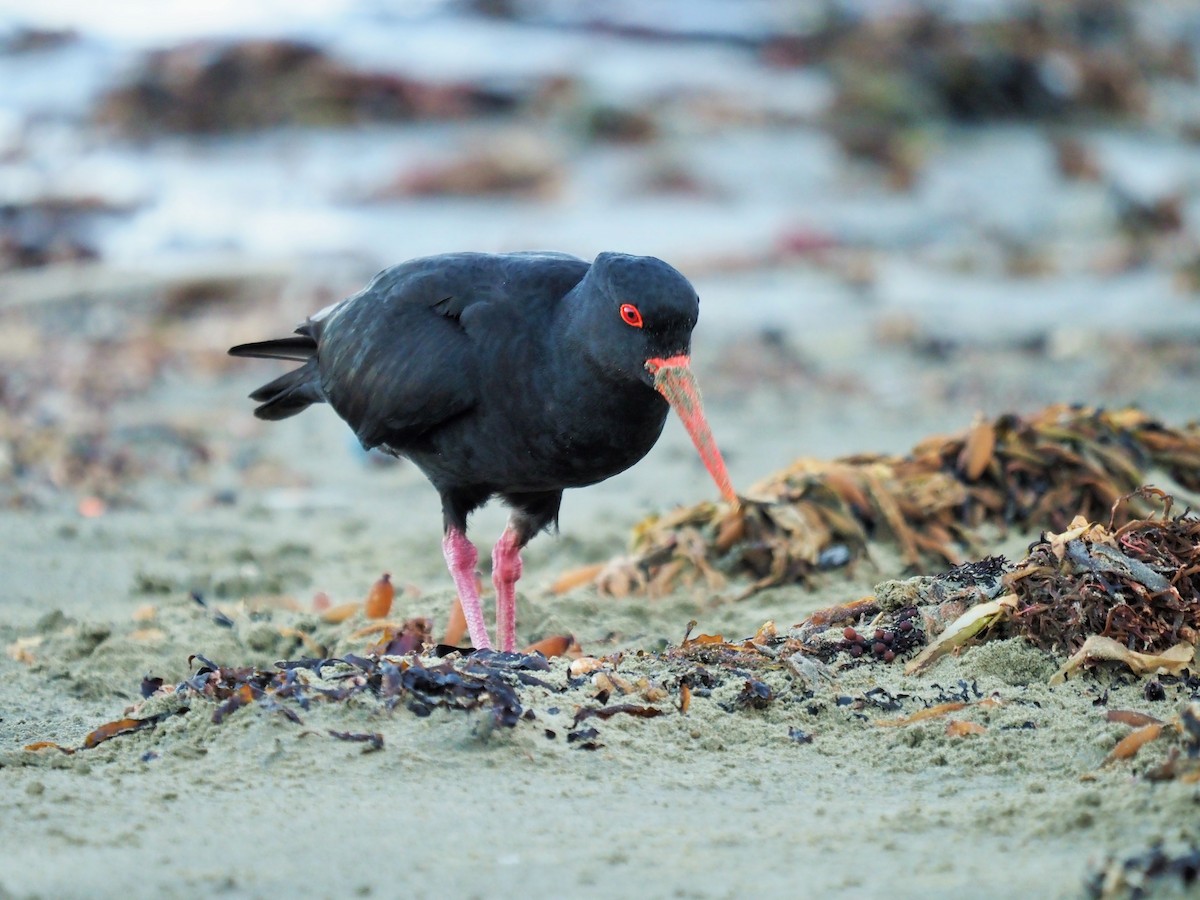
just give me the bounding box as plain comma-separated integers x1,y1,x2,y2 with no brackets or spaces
364,574,394,620
569,657,605,678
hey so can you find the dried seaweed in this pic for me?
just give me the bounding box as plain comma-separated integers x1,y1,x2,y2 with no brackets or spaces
79,646,565,748
572,704,664,725
1010,505,1200,655
734,679,774,710
95,39,535,135
327,730,384,752
580,406,1200,598
781,495,1199,679
1103,724,1165,765
82,709,186,749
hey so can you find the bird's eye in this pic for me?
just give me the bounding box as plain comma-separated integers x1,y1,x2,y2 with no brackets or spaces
619,303,644,328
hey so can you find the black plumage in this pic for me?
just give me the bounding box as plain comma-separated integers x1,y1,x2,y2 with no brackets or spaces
230,250,733,651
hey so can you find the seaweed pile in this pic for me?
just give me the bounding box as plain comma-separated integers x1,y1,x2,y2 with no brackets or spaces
95,39,538,135
1010,501,1200,656
581,405,1200,598
26,647,552,756
775,493,1200,698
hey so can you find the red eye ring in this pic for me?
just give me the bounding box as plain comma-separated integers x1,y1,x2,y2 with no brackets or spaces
619,303,643,328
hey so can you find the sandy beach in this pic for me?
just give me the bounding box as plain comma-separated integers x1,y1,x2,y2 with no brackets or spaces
4,3,1200,897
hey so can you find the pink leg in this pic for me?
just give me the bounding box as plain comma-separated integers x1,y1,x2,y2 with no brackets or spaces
442,528,492,651
491,525,523,653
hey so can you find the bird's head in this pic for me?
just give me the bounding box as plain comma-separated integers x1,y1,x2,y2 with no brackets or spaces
573,252,737,504
584,252,700,384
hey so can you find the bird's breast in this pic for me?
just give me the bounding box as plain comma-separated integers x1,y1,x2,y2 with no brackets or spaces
414,378,669,492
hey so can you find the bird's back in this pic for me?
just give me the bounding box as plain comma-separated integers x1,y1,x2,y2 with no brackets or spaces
315,251,591,453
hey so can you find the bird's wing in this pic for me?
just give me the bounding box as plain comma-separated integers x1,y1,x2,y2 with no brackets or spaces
314,253,587,450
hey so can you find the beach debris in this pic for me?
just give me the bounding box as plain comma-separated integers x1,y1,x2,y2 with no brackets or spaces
1050,638,1195,686
876,701,966,727
572,704,663,725
816,6,1158,127
190,591,235,628
1103,723,1165,765
1086,842,1200,900
579,100,660,144
892,499,1200,679
905,597,1016,675
735,679,775,710
791,595,928,668
874,692,1002,729
320,602,360,624
838,608,925,665
441,598,468,646
1,26,78,54
550,563,606,595
1133,705,1200,782
521,634,579,659
5,635,41,665
572,406,1200,599
1106,710,1162,729
769,489,1194,679
95,39,533,134
370,134,562,200
1052,135,1103,182
1098,702,1200,781
83,709,186,749
360,617,432,656
326,730,384,752
804,2,1182,188
22,741,73,754
1011,505,1200,658
568,656,606,678
566,726,602,750
679,681,692,714
0,194,132,272
363,573,394,619
160,649,546,733
666,621,801,676
797,596,880,630
131,603,158,623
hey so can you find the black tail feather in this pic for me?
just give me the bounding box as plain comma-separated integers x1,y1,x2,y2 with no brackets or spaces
247,359,324,420
230,334,324,420
229,336,318,362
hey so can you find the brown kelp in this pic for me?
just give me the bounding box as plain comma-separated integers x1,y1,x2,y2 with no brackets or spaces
573,406,1200,599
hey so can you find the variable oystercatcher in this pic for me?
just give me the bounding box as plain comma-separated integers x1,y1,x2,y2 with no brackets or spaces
230,251,735,651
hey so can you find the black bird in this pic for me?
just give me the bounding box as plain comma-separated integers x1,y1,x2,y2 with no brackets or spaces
230,251,735,651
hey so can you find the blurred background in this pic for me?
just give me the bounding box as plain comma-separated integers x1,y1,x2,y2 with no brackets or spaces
4,0,1200,523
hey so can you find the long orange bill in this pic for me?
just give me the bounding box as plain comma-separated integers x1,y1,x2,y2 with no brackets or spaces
646,355,738,505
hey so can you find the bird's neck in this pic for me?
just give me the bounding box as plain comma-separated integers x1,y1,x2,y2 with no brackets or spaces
554,288,625,389
550,290,668,431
